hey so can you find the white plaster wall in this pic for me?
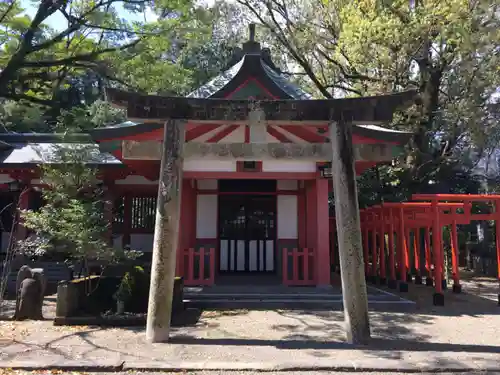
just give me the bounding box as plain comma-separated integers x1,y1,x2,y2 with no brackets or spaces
262,161,317,173
184,159,236,172
220,125,245,143
196,194,217,239
197,179,218,190
270,126,308,144
130,234,154,252
277,195,298,239
195,125,231,142
266,132,280,143
277,180,298,191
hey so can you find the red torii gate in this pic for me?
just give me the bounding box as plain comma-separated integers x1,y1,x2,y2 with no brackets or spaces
412,194,500,301
360,202,464,305
332,194,500,306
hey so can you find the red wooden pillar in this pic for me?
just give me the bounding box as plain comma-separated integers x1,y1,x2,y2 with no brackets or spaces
405,228,411,282
315,179,331,286
305,181,317,251
362,216,370,277
379,208,386,283
450,219,461,292
424,227,433,286
15,186,31,242
414,229,420,273
432,200,444,305
177,179,197,277
424,227,432,274
371,216,378,280
388,208,397,288
298,184,307,249
398,206,408,291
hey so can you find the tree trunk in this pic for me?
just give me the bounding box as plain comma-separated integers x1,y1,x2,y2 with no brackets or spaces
329,120,371,345
146,119,185,343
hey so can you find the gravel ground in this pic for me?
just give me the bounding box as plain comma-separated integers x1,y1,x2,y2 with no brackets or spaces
1,274,499,371
1,305,500,369
1,372,499,375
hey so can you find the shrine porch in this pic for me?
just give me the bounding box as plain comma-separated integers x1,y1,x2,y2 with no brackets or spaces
174,177,332,288
183,283,416,311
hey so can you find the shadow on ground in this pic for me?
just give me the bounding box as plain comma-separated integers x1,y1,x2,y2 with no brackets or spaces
377,282,500,317
2,279,499,370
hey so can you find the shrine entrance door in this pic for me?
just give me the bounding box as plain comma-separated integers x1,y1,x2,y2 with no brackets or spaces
218,188,276,273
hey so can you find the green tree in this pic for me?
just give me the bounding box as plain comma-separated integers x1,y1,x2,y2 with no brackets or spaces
0,0,243,132
0,0,200,104
19,140,141,272
0,99,126,132
239,0,499,199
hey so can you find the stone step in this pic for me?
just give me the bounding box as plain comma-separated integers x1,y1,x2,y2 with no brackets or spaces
183,292,399,301
183,297,416,311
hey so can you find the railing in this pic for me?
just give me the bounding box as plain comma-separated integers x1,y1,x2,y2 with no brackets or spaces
181,247,215,286
282,247,315,286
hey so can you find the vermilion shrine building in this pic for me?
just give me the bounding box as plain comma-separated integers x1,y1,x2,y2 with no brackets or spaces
0,30,416,287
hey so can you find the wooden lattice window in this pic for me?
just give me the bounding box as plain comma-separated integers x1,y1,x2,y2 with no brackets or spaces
131,196,156,232
112,195,157,234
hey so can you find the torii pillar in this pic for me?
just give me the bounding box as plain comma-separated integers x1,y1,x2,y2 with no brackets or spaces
146,119,185,343
330,119,371,345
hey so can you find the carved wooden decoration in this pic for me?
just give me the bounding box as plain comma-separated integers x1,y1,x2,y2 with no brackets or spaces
122,140,399,163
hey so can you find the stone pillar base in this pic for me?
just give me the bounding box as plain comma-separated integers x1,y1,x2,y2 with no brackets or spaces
387,279,397,289
433,292,445,306
399,282,409,292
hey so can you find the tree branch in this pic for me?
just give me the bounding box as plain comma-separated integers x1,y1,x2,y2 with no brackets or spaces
0,0,62,90
0,0,17,25
237,0,333,98
3,92,55,106
21,38,141,68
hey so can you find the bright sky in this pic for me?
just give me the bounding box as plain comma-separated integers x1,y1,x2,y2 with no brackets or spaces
20,0,159,30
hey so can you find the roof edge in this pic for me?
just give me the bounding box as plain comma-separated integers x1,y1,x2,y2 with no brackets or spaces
353,125,413,144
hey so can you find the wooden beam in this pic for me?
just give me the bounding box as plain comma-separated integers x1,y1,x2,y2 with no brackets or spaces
106,88,418,124
121,141,401,162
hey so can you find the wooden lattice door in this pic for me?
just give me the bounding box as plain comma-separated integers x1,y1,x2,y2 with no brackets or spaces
218,194,276,273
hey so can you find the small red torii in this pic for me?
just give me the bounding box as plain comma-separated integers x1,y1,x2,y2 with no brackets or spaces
331,194,500,306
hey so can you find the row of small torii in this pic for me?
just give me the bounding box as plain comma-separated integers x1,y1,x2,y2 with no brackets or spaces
346,194,500,306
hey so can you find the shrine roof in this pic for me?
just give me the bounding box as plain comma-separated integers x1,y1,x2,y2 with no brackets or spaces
187,53,312,100
0,133,122,167
103,24,417,128
187,24,311,100
90,119,413,144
